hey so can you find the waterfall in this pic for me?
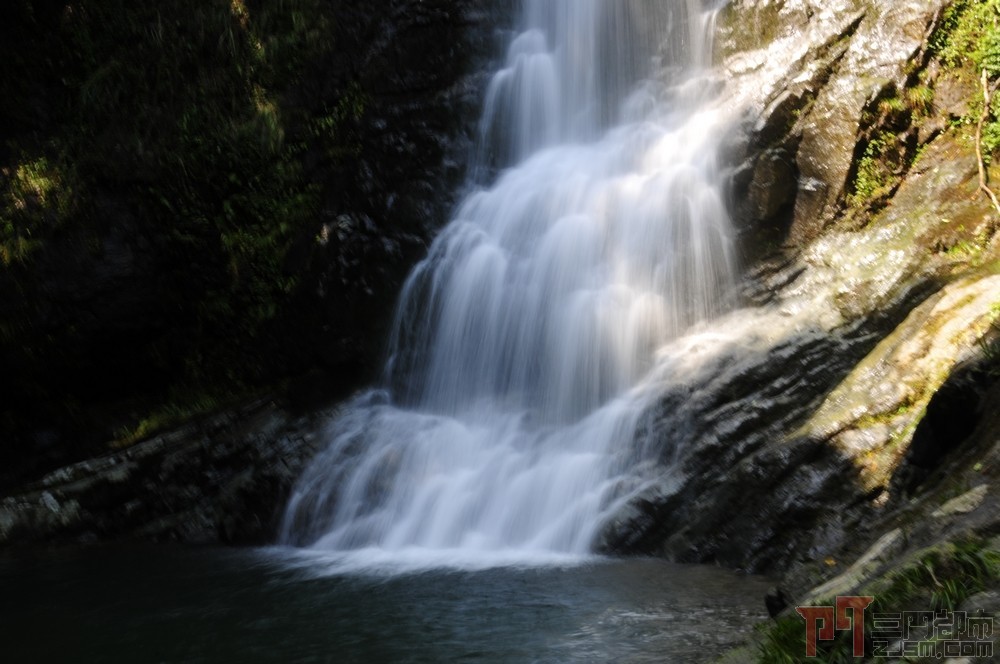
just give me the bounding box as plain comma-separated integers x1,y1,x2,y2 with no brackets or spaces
280,0,736,559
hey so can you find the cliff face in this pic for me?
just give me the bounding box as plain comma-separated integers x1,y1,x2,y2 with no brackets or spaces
598,0,1000,615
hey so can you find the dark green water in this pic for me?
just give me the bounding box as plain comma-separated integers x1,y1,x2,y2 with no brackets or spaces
1,546,772,663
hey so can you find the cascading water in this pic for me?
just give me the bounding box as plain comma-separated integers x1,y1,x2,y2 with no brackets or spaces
281,0,737,561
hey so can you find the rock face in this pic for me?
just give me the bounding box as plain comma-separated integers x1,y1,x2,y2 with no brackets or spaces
722,0,951,247
0,401,328,546
599,0,1000,576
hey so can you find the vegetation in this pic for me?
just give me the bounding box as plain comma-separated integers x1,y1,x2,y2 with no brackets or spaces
0,157,76,265
0,0,472,477
847,133,896,209
848,0,1000,211
845,84,932,212
931,0,1000,78
0,1,334,447
933,0,1000,162
756,537,1000,663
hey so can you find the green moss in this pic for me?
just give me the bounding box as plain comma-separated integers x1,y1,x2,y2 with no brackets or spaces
932,0,1000,73
983,94,1000,164
112,392,222,448
852,401,914,431
930,0,1000,164
847,77,940,212
847,134,896,208
108,385,266,448
844,0,1000,222
312,82,370,161
946,239,982,259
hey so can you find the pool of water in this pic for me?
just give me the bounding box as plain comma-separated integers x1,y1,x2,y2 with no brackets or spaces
1,546,771,663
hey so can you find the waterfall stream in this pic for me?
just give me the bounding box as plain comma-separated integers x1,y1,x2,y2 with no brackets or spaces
281,0,737,561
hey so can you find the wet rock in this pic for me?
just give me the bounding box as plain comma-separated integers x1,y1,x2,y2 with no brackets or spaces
0,401,328,547
745,148,797,225
597,322,879,569
798,528,906,605
720,2,865,249
896,358,999,494
601,69,998,572
788,0,949,243
804,274,1000,492
960,591,1000,617
932,485,991,518
604,263,999,571
764,587,790,618
719,0,951,247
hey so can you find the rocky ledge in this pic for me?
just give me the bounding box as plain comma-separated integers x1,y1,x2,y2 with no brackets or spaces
0,400,328,547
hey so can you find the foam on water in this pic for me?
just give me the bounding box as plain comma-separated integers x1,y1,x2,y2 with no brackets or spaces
272,545,597,578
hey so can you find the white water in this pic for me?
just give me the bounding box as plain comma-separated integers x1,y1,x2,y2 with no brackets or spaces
281,0,737,560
